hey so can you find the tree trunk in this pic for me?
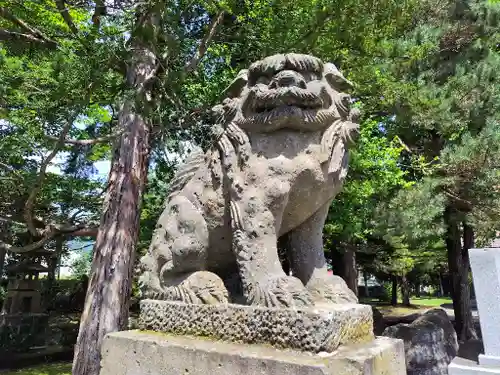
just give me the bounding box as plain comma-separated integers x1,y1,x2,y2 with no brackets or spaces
401,274,410,306
72,10,156,375
438,273,444,297
444,206,477,341
363,272,370,297
0,246,5,278
45,238,61,309
415,282,421,298
342,249,358,296
391,275,398,305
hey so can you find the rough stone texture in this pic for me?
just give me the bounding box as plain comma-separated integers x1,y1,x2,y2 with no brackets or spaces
139,53,360,308
139,299,373,353
372,306,387,335
469,248,500,364
100,330,406,375
383,308,459,375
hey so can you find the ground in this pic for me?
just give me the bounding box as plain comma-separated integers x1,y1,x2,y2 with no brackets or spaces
360,297,453,317
0,363,71,375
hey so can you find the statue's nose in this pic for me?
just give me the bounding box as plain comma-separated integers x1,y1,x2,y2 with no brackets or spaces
270,70,306,89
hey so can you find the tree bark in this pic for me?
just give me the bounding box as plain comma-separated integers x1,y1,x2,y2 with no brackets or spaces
363,272,370,297
391,275,398,305
415,281,421,298
444,206,477,341
0,246,5,278
401,274,410,306
72,10,156,375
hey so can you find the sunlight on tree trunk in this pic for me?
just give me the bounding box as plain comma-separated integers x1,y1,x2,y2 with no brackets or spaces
72,11,157,375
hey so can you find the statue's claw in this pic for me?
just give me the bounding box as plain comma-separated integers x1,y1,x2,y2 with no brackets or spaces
246,276,313,308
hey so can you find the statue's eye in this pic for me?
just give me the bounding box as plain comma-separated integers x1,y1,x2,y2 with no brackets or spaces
302,72,319,82
256,76,270,85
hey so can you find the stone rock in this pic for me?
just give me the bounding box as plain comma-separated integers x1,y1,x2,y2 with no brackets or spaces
383,308,459,375
100,331,407,375
138,53,360,309
372,306,387,335
139,299,374,353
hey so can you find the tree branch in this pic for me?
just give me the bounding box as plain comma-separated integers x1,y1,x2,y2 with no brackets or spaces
0,216,25,227
184,10,225,73
91,0,106,28
0,8,58,46
54,0,79,35
0,234,54,254
443,188,473,211
0,223,98,254
45,132,121,145
71,226,98,237
0,29,57,47
24,120,74,236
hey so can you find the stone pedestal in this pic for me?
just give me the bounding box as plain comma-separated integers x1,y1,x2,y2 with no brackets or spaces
449,248,500,375
100,331,406,375
101,300,406,375
139,300,374,353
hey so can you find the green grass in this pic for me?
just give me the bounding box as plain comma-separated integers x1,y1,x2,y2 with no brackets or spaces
359,296,453,317
0,363,71,375
411,297,452,307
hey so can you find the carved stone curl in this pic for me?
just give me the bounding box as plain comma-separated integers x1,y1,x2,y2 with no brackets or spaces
139,53,360,308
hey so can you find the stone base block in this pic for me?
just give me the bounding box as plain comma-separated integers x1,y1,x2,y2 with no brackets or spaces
139,300,373,353
449,357,500,375
100,331,406,375
479,355,500,368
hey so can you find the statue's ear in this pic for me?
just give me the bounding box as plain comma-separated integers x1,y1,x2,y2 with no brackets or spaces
223,69,248,98
323,63,353,91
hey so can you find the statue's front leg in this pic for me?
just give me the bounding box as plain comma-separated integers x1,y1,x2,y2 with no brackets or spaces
286,201,358,304
231,191,312,308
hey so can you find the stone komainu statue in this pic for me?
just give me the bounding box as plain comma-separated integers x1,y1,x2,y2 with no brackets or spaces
139,53,361,308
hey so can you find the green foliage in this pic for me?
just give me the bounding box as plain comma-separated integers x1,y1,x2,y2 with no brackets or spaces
69,251,93,279
326,119,410,243
377,0,500,243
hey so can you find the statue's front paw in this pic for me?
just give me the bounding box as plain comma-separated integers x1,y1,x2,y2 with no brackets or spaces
245,276,313,308
307,275,358,304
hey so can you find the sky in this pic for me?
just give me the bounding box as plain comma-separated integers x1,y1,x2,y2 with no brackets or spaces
46,154,110,277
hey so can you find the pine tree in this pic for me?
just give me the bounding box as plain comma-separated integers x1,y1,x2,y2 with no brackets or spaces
380,0,500,340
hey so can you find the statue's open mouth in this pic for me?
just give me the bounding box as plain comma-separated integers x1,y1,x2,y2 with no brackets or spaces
254,103,320,113
237,84,340,130
245,86,332,115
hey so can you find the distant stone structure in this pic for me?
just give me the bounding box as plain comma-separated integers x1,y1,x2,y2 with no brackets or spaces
448,248,500,375
101,54,406,375
1,255,49,315
0,251,50,353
